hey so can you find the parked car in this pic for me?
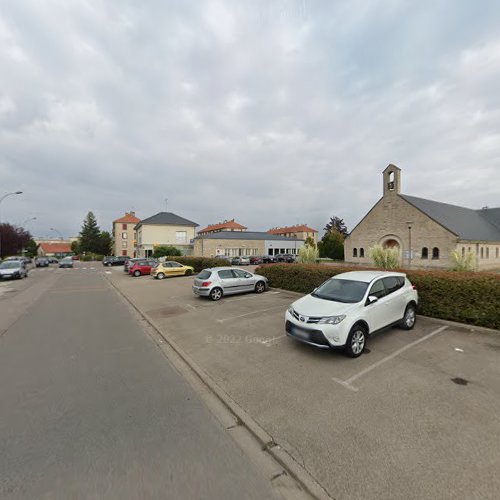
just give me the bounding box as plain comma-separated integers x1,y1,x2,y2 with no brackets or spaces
59,257,74,268
48,257,59,264
71,255,80,260
231,256,250,266
276,254,296,263
129,259,157,277
35,257,50,267
124,258,141,273
285,271,418,358
151,261,195,279
103,256,130,267
262,255,277,263
193,267,268,301
249,256,264,265
0,260,28,280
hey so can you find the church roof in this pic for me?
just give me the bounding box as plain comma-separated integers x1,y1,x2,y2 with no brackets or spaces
400,195,500,242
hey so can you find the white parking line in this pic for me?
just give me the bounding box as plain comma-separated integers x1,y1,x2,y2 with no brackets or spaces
222,291,281,303
217,304,285,323
332,325,449,392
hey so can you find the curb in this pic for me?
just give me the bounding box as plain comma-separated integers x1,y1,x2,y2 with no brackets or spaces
106,276,332,500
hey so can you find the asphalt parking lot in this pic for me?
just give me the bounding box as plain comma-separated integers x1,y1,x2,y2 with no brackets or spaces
107,267,500,500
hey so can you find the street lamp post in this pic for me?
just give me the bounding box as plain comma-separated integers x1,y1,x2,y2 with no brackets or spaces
50,227,64,240
0,191,23,258
406,221,413,268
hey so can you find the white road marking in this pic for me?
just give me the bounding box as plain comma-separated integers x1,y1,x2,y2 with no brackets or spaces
454,347,464,352
105,271,112,274
259,334,286,346
217,304,285,323
221,291,281,303
185,304,196,311
332,325,449,392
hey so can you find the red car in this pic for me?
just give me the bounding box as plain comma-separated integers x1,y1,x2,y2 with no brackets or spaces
128,259,157,277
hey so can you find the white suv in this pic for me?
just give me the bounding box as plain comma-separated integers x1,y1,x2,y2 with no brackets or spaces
285,271,418,357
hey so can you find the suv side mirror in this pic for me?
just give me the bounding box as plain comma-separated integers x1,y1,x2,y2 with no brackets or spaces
244,273,252,278
367,295,378,305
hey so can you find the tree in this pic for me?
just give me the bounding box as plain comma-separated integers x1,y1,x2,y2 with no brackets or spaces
153,245,182,258
324,216,348,237
79,212,102,254
318,230,345,260
0,223,31,258
71,240,80,255
97,231,112,256
24,239,39,258
304,236,316,248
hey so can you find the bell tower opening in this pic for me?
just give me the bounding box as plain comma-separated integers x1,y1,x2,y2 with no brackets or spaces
383,164,401,196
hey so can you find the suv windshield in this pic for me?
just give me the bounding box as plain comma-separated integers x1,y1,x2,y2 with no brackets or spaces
312,278,368,303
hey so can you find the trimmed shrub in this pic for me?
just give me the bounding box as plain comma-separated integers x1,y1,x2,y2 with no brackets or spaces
298,245,319,264
153,245,182,258
255,263,500,329
80,253,104,261
166,256,230,272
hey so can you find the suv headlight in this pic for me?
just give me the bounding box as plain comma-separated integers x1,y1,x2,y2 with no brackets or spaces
287,306,294,314
318,315,346,325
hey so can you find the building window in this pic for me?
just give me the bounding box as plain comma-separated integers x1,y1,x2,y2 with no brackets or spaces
122,241,127,248
122,232,128,239
176,231,187,243
486,247,490,259
480,247,484,259
421,247,428,259
353,248,358,257
359,248,364,258
497,248,499,259
122,223,127,230
461,247,465,257
122,250,127,256
432,247,440,260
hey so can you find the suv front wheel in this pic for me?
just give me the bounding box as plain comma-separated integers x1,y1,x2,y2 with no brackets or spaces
345,324,366,358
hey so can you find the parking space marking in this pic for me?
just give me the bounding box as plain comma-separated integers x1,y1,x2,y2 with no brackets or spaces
221,291,282,303
332,325,448,392
217,305,286,323
259,334,286,346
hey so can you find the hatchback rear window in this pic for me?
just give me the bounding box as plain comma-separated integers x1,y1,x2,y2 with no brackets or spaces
198,270,211,279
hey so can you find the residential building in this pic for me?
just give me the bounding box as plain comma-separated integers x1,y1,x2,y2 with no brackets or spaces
37,242,72,258
112,211,141,257
198,219,247,235
135,212,198,257
345,165,500,270
267,224,318,244
194,231,305,258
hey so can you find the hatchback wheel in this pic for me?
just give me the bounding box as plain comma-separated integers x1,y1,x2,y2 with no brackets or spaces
185,269,192,276
107,263,112,267
133,270,141,277
255,281,266,294
400,304,417,330
209,287,223,301
345,325,366,358
157,272,165,280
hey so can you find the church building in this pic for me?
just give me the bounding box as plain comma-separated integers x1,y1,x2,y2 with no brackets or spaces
344,165,500,270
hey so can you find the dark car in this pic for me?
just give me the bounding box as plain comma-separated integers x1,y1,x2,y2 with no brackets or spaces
35,257,50,267
129,259,157,277
103,256,130,267
249,256,264,265
48,257,59,264
275,254,296,263
262,255,277,264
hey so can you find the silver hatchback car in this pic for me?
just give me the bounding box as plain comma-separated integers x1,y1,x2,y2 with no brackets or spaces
193,267,268,301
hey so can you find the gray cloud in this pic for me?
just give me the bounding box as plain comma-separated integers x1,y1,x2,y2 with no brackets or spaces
0,0,499,239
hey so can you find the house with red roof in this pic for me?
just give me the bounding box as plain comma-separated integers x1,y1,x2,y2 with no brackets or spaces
198,219,247,235
112,211,141,257
267,224,318,243
38,242,73,257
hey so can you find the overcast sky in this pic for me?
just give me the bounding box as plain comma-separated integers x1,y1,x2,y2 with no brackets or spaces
1,0,499,239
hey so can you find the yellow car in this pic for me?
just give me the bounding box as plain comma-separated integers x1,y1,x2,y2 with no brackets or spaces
151,261,195,280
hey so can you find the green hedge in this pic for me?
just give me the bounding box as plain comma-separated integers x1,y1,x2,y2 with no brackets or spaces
255,264,500,329
166,256,230,272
